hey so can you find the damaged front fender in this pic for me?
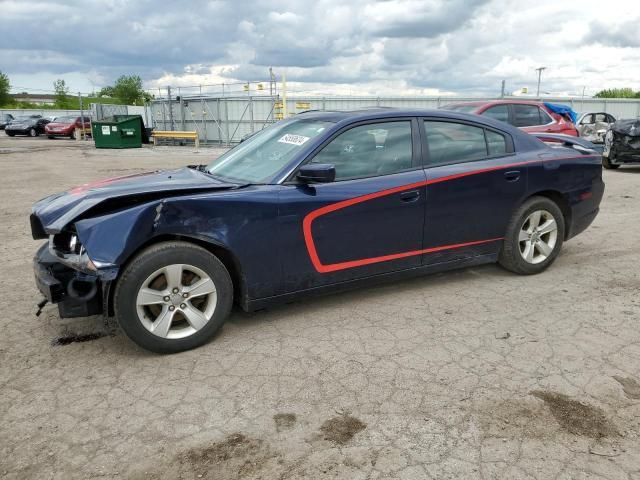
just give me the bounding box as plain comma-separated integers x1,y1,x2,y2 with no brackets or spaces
74,196,237,272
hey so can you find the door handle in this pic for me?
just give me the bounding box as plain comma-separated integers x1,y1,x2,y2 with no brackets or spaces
400,190,420,202
504,170,521,182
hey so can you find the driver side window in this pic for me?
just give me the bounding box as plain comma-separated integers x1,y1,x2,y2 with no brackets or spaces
311,121,413,181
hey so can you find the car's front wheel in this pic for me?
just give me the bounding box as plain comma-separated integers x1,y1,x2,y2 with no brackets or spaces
602,153,620,170
29,128,37,137
114,241,233,353
499,196,565,275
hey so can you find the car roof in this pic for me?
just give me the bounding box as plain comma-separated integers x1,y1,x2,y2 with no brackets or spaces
295,107,544,152
296,107,512,130
296,107,502,123
445,99,547,108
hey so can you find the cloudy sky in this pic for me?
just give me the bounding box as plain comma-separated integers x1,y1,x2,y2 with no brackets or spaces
1,0,639,97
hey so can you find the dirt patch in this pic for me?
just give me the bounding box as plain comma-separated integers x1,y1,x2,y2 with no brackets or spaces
130,433,280,480
51,332,109,346
476,399,552,439
531,390,618,438
613,376,640,400
180,433,267,478
319,415,366,444
175,433,275,479
273,413,297,432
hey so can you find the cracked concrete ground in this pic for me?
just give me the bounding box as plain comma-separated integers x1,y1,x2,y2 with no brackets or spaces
1,136,639,479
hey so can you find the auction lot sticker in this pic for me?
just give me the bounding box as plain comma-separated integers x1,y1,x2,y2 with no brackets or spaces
278,134,310,146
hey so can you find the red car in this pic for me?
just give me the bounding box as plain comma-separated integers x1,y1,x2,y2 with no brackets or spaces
441,100,578,136
45,116,91,139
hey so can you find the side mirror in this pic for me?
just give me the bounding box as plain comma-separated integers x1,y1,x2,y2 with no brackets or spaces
297,163,336,183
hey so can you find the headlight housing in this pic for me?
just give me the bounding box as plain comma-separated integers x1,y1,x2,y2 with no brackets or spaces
49,232,97,273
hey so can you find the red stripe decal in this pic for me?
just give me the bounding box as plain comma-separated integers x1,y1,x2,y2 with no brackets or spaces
303,155,590,273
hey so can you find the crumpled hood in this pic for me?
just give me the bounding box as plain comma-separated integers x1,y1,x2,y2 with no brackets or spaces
32,167,238,234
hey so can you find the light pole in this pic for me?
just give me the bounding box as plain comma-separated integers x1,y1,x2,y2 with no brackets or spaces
535,67,546,97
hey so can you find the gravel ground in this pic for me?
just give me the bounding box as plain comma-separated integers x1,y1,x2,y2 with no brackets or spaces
1,136,639,480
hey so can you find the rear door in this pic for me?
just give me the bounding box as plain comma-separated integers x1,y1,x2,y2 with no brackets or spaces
420,118,527,265
278,118,427,292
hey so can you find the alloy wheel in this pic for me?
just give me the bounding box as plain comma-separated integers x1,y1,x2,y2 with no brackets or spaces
135,263,217,339
518,210,558,264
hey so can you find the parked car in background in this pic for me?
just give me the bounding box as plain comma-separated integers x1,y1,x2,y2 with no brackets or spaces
602,118,640,169
31,108,603,353
576,112,616,144
45,116,91,139
1,113,14,130
5,115,50,137
441,100,579,136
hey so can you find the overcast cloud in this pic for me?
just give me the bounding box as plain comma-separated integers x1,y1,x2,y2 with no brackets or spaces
1,0,639,96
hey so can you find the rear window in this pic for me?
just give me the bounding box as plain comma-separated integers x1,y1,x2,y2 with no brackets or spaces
424,121,487,164
485,130,507,155
424,120,511,165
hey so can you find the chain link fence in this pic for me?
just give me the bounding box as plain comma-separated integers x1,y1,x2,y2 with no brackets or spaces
147,94,640,146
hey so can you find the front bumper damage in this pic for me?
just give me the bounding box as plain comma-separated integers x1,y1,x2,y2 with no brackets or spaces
33,243,109,318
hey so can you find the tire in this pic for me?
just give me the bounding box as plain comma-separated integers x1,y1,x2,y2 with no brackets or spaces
47,135,55,139
29,128,37,137
498,196,565,275
6,132,14,137
114,241,233,353
602,155,620,170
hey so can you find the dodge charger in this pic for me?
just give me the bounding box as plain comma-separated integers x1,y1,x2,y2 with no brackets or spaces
31,109,604,353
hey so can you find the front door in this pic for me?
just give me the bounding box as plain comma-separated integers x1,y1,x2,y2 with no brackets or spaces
278,119,427,293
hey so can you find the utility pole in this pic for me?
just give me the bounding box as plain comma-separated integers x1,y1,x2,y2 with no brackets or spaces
535,67,546,97
500,80,505,98
269,67,275,96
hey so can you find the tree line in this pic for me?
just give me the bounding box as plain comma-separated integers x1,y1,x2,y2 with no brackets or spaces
594,88,640,99
0,71,152,109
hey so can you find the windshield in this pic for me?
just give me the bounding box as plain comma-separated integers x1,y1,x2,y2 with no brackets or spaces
440,104,478,113
13,116,32,122
54,116,77,123
206,119,333,183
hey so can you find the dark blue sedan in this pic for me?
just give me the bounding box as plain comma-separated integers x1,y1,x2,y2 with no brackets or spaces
31,109,604,353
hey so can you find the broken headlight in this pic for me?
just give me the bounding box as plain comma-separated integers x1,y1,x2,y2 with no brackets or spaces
49,232,97,273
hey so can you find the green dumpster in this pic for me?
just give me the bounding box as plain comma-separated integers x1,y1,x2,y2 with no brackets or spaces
92,115,147,149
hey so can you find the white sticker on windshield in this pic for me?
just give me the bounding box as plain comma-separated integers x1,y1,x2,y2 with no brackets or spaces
278,134,310,146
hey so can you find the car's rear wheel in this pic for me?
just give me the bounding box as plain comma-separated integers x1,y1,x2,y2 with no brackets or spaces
29,128,37,137
498,196,565,275
114,241,233,353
